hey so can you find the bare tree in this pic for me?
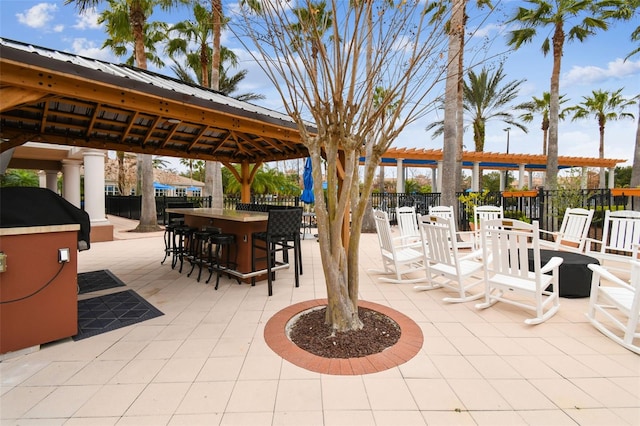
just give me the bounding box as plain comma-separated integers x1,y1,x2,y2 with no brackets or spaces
233,1,472,331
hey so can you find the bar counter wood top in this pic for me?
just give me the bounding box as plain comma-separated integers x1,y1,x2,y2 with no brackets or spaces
164,208,268,222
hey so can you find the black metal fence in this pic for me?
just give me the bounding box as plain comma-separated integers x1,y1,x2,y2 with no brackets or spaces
371,188,639,241
106,189,638,236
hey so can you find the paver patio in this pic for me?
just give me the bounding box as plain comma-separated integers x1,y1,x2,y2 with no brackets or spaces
1,215,638,425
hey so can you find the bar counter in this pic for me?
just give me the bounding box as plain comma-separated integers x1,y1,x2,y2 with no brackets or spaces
165,208,282,283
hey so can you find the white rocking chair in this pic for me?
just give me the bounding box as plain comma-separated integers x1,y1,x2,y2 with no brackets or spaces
370,209,426,283
586,260,640,354
396,206,421,247
414,214,484,303
475,218,562,325
539,207,594,253
472,205,504,249
428,205,474,249
585,210,640,277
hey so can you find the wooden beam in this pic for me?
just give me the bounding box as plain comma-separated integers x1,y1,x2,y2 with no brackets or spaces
0,87,48,112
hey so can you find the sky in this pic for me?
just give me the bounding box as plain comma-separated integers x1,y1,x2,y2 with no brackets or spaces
1,0,638,176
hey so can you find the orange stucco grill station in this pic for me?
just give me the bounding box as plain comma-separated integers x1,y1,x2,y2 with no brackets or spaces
0,188,91,356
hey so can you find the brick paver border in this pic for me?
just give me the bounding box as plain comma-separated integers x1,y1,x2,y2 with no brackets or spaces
264,299,423,375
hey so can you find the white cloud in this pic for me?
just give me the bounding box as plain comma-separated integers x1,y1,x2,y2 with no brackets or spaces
470,23,503,39
16,3,57,29
69,38,112,62
563,58,640,86
73,8,101,30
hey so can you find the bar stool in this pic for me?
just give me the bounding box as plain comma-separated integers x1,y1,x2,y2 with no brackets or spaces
187,227,221,282
173,225,196,272
161,218,185,265
206,233,238,289
251,208,302,296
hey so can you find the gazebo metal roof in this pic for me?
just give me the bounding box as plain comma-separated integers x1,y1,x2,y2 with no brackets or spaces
0,38,312,164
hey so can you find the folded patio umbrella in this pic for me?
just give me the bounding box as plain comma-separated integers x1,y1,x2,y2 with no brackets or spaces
300,157,314,204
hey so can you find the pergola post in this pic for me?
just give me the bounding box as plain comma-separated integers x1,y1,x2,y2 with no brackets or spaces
608,167,615,189
472,162,480,192
518,164,525,189
396,158,404,193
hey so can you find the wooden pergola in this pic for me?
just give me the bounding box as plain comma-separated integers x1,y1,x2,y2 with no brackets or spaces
380,147,624,171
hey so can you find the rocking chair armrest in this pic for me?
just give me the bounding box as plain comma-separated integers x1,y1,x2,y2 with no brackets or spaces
539,229,559,239
456,230,475,239
392,236,423,250
540,256,563,274
588,263,634,291
584,237,602,253
459,249,483,261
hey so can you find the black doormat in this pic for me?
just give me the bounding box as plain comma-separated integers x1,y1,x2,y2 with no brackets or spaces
73,290,164,341
77,269,126,294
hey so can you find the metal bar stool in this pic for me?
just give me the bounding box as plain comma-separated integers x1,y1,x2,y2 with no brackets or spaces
161,218,185,265
186,227,221,282
173,225,196,273
206,233,238,289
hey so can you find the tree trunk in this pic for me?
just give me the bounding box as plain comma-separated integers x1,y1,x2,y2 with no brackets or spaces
630,103,640,188
441,0,464,207
599,118,606,188
212,161,224,208
117,151,125,195
547,22,564,191
130,5,157,231
630,103,640,209
135,153,160,232
455,4,466,193
208,0,224,209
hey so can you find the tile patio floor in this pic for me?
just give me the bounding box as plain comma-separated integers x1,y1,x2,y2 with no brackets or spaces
1,215,639,425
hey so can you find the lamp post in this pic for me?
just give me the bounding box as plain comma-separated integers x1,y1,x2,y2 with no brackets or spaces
504,127,511,189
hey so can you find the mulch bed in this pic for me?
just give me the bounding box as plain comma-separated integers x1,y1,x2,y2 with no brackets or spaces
288,306,401,358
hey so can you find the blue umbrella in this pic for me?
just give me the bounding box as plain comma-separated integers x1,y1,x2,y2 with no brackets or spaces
153,182,175,190
300,157,314,204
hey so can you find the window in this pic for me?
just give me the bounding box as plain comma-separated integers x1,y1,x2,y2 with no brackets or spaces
105,185,118,195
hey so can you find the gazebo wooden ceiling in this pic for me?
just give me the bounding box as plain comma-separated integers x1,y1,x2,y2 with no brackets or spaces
0,38,312,165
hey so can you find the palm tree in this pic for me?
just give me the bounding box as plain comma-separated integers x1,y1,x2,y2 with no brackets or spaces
166,1,213,87
99,0,169,197
507,0,630,190
99,0,168,68
519,92,569,156
67,0,188,232
568,89,635,188
427,64,532,152
168,44,264,101
624,1,640,189
441,0,465,208
430,0,493,204
222,165,296,195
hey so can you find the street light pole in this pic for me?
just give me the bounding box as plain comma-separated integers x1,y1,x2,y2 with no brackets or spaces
504,127,511,189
